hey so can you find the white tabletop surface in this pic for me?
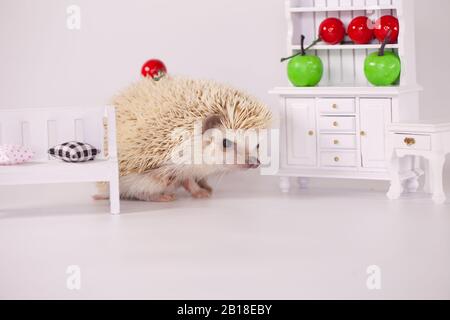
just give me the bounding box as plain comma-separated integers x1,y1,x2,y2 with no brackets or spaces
389,120,450,133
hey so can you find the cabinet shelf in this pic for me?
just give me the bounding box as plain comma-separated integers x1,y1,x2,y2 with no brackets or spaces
289,6,397,13
291,43,399,51
269,86,422,97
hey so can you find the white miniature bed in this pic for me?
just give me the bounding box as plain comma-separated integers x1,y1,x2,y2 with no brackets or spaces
0,106,120,214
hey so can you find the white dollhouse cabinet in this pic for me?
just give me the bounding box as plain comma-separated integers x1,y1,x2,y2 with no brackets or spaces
264,0,422,192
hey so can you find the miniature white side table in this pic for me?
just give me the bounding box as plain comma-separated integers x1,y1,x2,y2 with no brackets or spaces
386,121,450,204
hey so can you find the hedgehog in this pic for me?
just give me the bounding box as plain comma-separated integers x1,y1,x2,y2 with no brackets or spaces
95,76,272,202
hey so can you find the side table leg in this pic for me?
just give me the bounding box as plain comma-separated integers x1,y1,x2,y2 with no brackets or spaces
423,158,434,194
387,154,404,200
430,154,446,204
405,177,420,193
405,155,421,193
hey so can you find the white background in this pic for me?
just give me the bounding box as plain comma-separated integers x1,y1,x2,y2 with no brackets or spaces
1,0,449,116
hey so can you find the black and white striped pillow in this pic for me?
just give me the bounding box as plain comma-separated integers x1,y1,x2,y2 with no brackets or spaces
48,142,100,163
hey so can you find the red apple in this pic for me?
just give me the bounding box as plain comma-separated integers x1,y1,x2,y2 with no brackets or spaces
348,16,374,44
319,18,346,45
374,15,399,44
141,59,167,80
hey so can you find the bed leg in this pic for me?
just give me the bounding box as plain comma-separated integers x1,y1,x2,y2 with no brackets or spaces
109,177,120,214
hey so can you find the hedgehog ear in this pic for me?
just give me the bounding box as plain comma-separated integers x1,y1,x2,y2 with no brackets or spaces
202,115,222,134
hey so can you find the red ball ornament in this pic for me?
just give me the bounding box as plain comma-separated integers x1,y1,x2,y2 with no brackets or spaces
319,18,346,45
374,15,399,44
141,59,167,80
348,16,374,44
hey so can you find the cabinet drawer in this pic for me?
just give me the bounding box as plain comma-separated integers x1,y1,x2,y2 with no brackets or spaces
320,134,356,150
317,99,356,114
320,151,358,168
393,134,431,151
319,116,356,132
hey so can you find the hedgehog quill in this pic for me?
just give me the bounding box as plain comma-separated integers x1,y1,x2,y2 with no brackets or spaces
95,76,272,202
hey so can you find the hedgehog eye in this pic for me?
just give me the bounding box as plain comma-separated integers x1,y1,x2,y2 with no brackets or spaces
222,139,233,149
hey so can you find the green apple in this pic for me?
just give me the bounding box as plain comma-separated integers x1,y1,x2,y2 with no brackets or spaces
287,55,323,87
281,35,323,87
364,31,401,86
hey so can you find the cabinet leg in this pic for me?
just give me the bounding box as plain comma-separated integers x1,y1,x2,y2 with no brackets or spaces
297,177,309,189
430,155,446,204
387,155,404,200
279,177,291,194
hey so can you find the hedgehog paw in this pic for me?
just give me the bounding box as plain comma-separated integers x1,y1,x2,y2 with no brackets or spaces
197,179,213,194
191,189,212,199
93,194,109,201
149,193,177,202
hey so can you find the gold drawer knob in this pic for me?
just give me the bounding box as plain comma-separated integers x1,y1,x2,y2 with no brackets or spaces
360,131,366,136
333,140,339,145
334,156,340,162
332,104,338,109
404,137,416,146
308,130,314,136
333,121,339,127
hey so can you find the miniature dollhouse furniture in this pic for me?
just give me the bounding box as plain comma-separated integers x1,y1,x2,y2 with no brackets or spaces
387,122,450,204
0,106,120,214
263,0,423,192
